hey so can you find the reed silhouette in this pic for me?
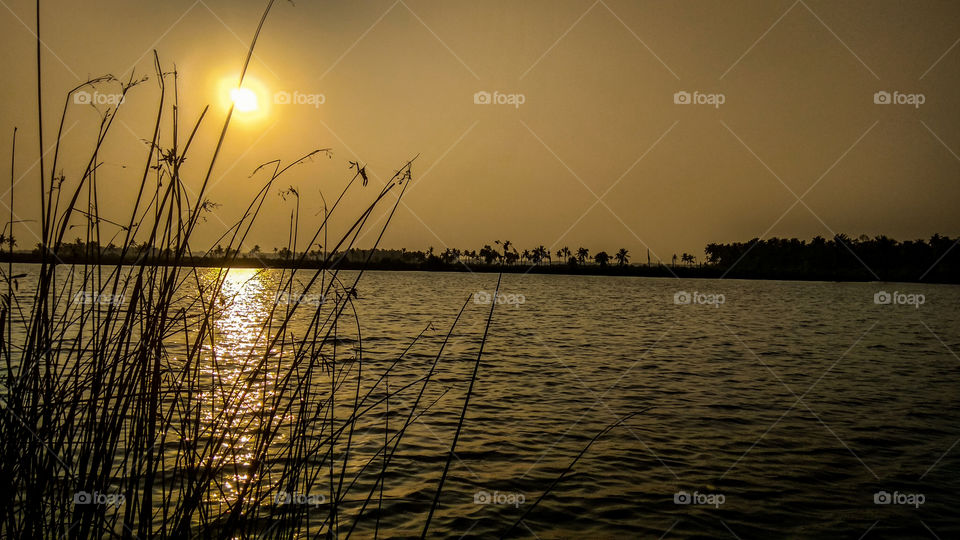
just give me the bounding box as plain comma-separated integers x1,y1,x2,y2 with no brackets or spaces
0,2,644,538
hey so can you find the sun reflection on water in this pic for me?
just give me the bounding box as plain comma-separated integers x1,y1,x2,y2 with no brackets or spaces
199,268,277,502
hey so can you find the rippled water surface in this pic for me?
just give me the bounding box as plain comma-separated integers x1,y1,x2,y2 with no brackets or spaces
328,271,960,538
11,266,960,538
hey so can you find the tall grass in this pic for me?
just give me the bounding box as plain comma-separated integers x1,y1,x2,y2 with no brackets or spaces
0,2,637,538
0,1,497,536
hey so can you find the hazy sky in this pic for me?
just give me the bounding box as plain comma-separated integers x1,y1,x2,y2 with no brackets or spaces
1,0,959,261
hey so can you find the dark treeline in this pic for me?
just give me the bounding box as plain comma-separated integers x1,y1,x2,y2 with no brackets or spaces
2,233,957,283
706,234,958,283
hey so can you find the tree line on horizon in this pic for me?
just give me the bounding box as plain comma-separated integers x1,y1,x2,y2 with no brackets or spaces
16,233,958,281
705,233,958,281
25,237,679,268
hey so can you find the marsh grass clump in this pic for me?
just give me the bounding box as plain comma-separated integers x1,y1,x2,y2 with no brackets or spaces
0,55,494,540
0,3,638,538
0,1,504,535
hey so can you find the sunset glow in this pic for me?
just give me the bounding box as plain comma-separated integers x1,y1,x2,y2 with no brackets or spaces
229,87,258,113
1,1,958,538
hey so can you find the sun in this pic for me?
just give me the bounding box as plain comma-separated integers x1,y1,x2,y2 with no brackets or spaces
230,87,259,113
216,75,271,124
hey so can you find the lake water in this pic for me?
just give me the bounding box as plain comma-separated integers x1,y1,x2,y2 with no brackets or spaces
346,271,960,539
6,265,960,538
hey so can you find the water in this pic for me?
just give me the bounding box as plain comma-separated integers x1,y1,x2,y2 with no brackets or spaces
328,271,960,538
7,265,960,538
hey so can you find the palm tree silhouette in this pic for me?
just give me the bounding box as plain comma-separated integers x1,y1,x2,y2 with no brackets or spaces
615,248,629,266
479,245,498,264
576,247,589,265
557,247,571,265
495,240,512,263
534,245,549,266
594,251,610,266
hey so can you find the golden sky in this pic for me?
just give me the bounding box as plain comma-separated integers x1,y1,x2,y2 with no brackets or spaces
1,0,958,260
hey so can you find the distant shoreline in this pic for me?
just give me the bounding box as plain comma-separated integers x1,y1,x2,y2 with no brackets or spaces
1,252,955,285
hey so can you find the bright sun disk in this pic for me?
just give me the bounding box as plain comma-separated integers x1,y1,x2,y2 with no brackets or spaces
230,88,258,113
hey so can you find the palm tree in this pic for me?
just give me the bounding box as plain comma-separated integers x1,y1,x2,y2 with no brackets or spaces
576,247,589,265
615,248,629,267
479,245,498,264
529,245,548,266
671,253,678,267
495,240,512,263
594,251,610,266
537,245,551,265
557,247,571,265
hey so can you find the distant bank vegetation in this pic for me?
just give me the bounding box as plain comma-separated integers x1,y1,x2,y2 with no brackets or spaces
6,233,957,283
